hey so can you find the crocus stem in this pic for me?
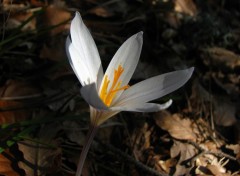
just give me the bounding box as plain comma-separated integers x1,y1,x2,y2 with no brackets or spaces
76,124,98,176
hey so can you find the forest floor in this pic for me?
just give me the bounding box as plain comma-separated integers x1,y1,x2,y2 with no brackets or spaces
0,0,239,175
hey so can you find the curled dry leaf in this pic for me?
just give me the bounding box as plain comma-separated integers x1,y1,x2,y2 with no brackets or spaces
170,141,197,176
154,111,197,141
0,150,20,176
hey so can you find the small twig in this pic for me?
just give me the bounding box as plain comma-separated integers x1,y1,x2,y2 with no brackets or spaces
97,140,169,176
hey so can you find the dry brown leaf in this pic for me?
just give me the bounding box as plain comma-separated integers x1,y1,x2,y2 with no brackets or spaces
2,1,27,12
0,101,27,124
43,4,71,35
196,156,230,176
170,141,197,176
155,112,197,141
0,79,40,124
6,10,37,31
206,164,230,176
89,7,113,17
0,150,20,176
157,158,177,174
18,140,61,176
226,144,240,157
203,47,240,70
0,79,40,98
174,0,198,16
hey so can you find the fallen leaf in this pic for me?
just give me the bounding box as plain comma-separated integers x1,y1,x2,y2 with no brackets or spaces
196,156,230,176
0,101,27,124
157,158,177,174
170,140,197,176
174,0,198,16
43,4,71,35
0,79,40,124
203,47,240,70
18,140,61,176
0,150,20,176
7,10,36,31
226,144,240,157
155,112,197,141
89,7,113,17
0,79,41,98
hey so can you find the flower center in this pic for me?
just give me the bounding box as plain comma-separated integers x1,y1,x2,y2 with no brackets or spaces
100,65,129,106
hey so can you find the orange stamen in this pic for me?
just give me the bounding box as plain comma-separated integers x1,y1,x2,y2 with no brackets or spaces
100,65,129,106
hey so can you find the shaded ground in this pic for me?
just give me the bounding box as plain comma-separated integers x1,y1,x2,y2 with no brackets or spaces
0,0,239,175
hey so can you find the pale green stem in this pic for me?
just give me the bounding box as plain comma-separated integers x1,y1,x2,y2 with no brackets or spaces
75,124,99,176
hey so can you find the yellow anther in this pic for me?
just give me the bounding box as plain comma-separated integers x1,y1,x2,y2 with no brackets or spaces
100,75,110,102
100,65,129,106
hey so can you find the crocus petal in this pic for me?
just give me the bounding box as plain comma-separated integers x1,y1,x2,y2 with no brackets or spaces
117,67,194,105
70,12,103,87
66,37,89,85
111,100,172,112
80,83,108,110
100,32,143,103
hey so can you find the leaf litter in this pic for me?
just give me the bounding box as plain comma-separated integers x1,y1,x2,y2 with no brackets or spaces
0,0,240,175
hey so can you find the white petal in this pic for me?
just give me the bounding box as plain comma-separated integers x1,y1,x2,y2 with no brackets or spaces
111,100,172,112
66,37,88,85
70,12,103,87
117,67,194,105
100,32,143,103
80,83,108,110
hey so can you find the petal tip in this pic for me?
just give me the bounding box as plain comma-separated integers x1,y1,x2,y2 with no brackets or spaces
136,31,143,38
189,67,194,72
75,11,81,18
187,67,195,78
165,99,173,108
73,11,83,25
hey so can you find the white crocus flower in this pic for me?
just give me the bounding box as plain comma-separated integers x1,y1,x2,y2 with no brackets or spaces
66,12,194,127
66,12,194,176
